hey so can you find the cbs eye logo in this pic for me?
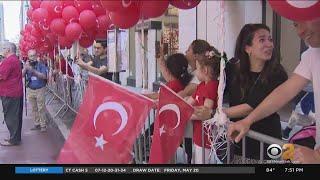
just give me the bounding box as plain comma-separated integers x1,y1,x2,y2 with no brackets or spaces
267,144,282,159
267,144,294,160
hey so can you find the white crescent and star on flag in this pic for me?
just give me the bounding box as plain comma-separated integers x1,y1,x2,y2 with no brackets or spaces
158,104,181,136
92,102,128,151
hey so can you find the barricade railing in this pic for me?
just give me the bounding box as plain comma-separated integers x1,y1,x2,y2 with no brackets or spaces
46,68,88,118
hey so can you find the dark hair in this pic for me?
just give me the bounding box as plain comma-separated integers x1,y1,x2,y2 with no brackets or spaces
197,46,226,80
166,53,192,86
191,39,212,55
234,23,287,98
95,40,107,48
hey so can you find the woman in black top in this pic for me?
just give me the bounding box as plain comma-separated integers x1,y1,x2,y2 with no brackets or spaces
195,24,288,162
226,23,288,161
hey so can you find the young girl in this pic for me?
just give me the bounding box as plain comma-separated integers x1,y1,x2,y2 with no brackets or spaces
144,53,192,99
187,46,224,164
143,53,192,155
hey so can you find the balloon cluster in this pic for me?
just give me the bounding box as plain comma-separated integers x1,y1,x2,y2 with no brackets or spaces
19,0,201,58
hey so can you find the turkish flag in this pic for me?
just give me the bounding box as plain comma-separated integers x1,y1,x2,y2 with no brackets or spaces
149,84,194,164
57,73,154,164
268,0,320,21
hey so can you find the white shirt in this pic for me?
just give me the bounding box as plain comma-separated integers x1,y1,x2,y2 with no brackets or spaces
294,47,320,149
188,65,200,85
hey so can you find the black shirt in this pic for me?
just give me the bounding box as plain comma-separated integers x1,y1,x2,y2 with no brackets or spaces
91,55,111,80
225,64,288,160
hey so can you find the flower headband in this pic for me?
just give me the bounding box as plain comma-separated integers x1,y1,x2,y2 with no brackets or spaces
205,50,215,59
205,50,227,62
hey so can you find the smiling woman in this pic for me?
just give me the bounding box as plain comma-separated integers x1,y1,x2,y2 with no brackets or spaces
3,1,21,43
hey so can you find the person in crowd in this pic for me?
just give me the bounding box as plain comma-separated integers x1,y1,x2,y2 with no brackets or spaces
79,47,93,63
227,18,320,164
143,53,192,146
0,42,23,146
144,53,192,100
77,40,119,83
22,49,49,132
282,83,316,140
0,55,4,62
157,39,212,163
53,53,74,78
159,40,213,98
195,24,288,163
187,46,221,164
78,47,93,81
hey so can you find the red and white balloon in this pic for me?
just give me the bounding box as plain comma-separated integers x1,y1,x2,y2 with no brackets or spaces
268,0,320,21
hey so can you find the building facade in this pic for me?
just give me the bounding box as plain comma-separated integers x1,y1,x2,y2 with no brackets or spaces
126,1,301,91
19,1,29,32
0,2,5,42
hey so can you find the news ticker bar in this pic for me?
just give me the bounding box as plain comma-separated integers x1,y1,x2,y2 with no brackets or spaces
15,166,255,174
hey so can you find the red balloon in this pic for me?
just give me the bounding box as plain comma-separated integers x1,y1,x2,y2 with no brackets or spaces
79,35,94,48
65,22,83,41
39,0,53,22
30,0,41,9
32,8,49,23
27,8,34,20
46,33,58,45
92,1,106,16
45,1,64,19
95,31,107,40
140,0,169,19
100,0,134,12
62,6,80,23
58,36,73,49
79,10,97,31
74,0,93,12
38,21,51,35
110,3,140,29
100,0,121,12
50,18,66,36
97,15,111,32
25,23,33,32
268,0,320,21
82,29,98,41
31,27,42,38
40,1,50,10
43,41,54,52
170,0,201,9
63,0,75,8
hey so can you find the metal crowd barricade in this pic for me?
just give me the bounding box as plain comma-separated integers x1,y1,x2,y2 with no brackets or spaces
46,67,88,119
132,114,287,164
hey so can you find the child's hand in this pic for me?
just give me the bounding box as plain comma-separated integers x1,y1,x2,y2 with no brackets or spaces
194,106,213,120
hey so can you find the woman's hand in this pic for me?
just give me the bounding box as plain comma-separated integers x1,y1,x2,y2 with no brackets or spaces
227,118,253,143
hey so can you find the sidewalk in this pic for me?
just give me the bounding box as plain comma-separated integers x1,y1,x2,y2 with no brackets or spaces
0,98,65,164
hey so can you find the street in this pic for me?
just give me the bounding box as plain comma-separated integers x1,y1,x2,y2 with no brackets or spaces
0,99,64,164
